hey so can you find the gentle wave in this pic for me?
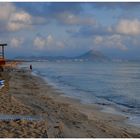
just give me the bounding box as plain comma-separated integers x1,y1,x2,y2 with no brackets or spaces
21,61,140,126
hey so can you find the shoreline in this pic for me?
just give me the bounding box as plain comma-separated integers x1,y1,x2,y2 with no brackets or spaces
31,69,140,128
0,67,140,137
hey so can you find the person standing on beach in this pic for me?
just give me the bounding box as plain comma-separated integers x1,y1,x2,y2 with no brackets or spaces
30,64,32,71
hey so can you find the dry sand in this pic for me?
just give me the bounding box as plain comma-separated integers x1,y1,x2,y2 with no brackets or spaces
0,68,140,138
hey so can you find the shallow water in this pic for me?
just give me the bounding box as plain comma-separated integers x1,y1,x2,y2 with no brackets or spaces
21,61,140,125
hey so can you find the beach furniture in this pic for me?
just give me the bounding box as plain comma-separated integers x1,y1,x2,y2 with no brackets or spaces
0,80,4,83
0,80,5,89
0,84,4,89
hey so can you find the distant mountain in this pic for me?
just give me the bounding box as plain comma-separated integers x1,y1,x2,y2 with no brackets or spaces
75,50,109,61
15,50,110,62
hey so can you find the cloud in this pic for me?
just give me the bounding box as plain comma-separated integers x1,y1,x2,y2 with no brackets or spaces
0,3,15,20
10,11,32,24
33,35,46,50
115,19,140,35
56,12,96,26
10,37,24,48
0,3,15,32
16,3,92,26
71,17,140,38
0,3,33,32
33,34,65,50
7,11,32,31
93,36,103,44
15,2,84,26
0,3,48,33
56,41,65,48
32,17,49,25
68,25,111,37
93,34,127,51
46,35,54,46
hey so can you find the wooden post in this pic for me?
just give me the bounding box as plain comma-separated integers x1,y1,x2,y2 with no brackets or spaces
2,45,4,59
0,44,7,59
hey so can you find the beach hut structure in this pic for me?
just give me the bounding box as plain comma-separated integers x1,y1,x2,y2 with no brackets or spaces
0,43,7,66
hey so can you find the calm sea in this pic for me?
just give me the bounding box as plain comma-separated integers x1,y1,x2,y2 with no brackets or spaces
21,61,140,125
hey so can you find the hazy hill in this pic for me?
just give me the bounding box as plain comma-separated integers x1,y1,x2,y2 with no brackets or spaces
75,50,109,61
15,50,109,62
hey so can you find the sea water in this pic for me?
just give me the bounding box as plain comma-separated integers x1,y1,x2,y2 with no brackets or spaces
21,61,140,126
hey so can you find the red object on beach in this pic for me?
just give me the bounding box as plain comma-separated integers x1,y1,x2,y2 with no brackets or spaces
0,59,5,65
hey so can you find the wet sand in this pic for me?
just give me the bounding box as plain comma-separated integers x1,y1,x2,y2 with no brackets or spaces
0,68,140,138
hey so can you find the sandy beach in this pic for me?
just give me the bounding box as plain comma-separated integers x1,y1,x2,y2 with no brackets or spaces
0,67,140,138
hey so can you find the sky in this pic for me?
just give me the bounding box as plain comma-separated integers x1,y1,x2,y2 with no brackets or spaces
0,2,140,59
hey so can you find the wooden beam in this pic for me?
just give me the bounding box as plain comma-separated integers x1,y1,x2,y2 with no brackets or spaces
0,44,7,46
2,46,4,58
